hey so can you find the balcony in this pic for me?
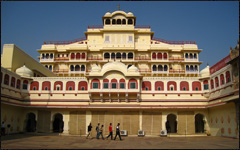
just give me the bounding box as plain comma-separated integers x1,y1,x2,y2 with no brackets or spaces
87,56,103,61
185,58,198,62
169,69,185,74
54,57,69,61
69,71,86,74
139,69,152,73
135,56,151,61
152,71,168,74
53,69,68,73
44,37,87,45
169,57,184,61
186,71,198,74
69,58,86,62
152,37,195,45
40,59,54,62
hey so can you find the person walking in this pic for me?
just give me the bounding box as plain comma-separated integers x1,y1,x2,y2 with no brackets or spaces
114,123,122,141
96,123,100,139
86,123,92,139
106,123,113,140
1,122,5,136
99,125,105,140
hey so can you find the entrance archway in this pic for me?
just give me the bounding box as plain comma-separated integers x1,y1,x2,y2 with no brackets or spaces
26,113,36,132
166,114,177,133
53,113,64,133
195,114,204,133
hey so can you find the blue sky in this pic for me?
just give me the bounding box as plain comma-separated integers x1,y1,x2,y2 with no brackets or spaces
1,1,239,70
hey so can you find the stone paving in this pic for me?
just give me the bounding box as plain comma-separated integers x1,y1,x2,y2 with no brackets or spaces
1,133,239,149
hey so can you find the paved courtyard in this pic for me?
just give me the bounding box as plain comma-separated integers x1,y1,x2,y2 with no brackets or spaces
1,133,239,149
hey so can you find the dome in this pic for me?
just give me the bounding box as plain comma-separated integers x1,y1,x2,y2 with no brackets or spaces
16,65,33,77
128,65,139,72
127,12,134,16
104,12,111,17
91,64,101,72
200,65,210,77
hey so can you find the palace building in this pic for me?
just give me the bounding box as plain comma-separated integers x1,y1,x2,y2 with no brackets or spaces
1,10,239,138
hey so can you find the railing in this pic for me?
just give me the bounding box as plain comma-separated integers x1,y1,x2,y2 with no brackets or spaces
54,57,69,61
185,58,198,61
135,25,151,29
88,25,103,29
152,37,195,45
152,71,168,73
40,59,54,61
186,71,198,74
44,37,86,45
69,71,85,73
169,69,185,73
169,57,184,61
69,58,86,61
87,56,103,60
135,56,151,60
53,69,69,73
151,58,168,60
139,69,152,73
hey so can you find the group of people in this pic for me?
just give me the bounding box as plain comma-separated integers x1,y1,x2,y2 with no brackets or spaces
86,123,122,140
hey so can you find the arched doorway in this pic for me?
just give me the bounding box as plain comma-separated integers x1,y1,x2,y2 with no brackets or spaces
26,113,36,132
53,113,64,133
195,114,204,133
166,114,177,133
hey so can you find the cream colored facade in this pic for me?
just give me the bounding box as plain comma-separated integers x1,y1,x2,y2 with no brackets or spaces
1,10,238,138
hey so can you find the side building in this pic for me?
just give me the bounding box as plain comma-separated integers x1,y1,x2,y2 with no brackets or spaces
1,10,238,138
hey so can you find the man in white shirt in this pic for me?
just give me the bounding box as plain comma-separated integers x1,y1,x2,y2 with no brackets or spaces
114,123,122,140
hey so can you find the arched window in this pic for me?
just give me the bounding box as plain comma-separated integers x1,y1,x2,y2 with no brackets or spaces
116,52,121,59
190,65,194,71
46,53,49,59
157,53,162,59
194,53,197,59
203,80,209,90
192,81,202,91
111,79,118,89
128,19,133,25
71,53,75,59
70,65,74,71
163,53,168,59
186,65,189,71
142,81,151,91
42,81,51,91
112,19,116,24
119,78,125,89
158,65,163,71
122,19,126,24
190,53,193,59
16,79,21,89
78,81,88,91
215,77,219,87
81,53,85,59
211,79,214,89
122,53,126,59
117,19,121,24
50,53,53,59
23,80,28,90
105,19,110,25
220,74,224,85
76,53,81,59
195,65,198,71
103,79,109,89
45,65,48,69
49,65,52,71
104,53,110,59
42,53,45,59
75,65,80,71
128,52,133,59
54,81,63,91
152,53,156,59
180,81,189,91
111,53,115,59
91,79,100,89
4,74,9,85
167,81,177,91
128,79,138,89
164,65,168,71
155,81,164,91
185,53,188,59
225,71,231,83
81,65,85,71
152,65,157,71
30,81,39,90
10,77,16,88
66,81,75,91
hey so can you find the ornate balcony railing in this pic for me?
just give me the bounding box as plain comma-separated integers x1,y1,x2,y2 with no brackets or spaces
185,58,198,61
40,59,54,62
44,37,86,45
54,57,69,61
53,69,69,73
69,71,86,73
135,56,151,60
169,69,185,73
169,57,184,61
87,56,103,60
152,71,168,73
186,71,198,74
139,69,152,73
152,37,195,45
